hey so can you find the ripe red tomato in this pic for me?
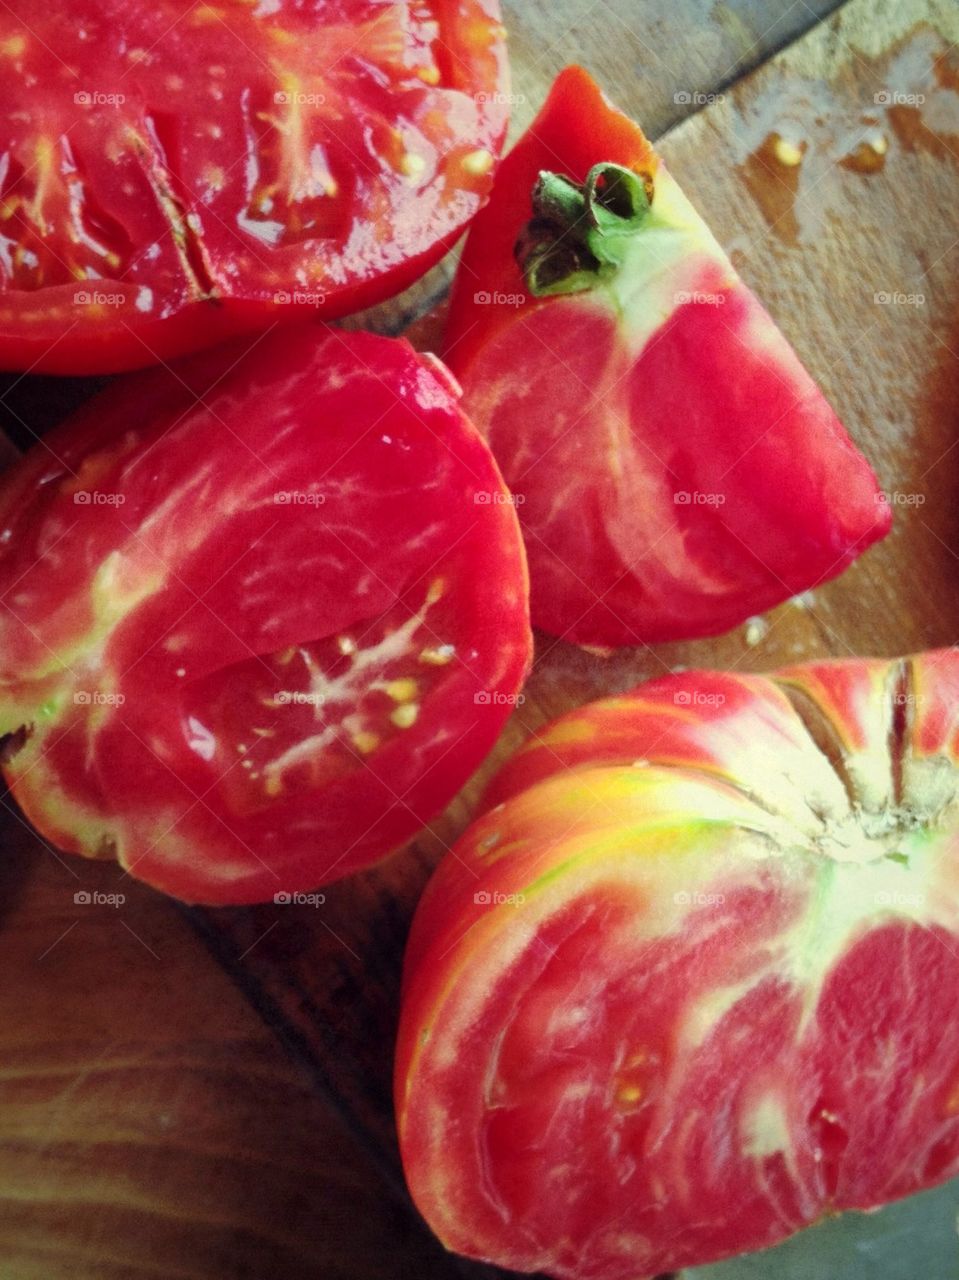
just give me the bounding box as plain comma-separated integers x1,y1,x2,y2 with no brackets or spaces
0,0,509,374
0,327,530,904
397,650,959,1278
443,67,890,648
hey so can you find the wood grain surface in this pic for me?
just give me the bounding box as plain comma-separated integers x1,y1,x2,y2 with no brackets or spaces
1,0,957,1276
0,824,455,1279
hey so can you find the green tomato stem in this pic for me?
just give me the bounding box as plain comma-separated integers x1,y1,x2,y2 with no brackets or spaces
514,162,654,298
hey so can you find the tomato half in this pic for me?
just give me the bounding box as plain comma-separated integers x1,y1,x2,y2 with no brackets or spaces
397,650,959,1278
0,326,530,904
0,0,509,373
443,67,890,648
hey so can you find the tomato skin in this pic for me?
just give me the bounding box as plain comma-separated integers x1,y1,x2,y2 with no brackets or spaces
0,326,531,904
0,0,509,374
0,275,430,377
443,68,890,647
396,650,959,1279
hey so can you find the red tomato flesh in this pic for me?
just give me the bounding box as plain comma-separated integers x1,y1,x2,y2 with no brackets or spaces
443,67,890,647
397,651,959,1278
0,0,509,373
0,327,530,904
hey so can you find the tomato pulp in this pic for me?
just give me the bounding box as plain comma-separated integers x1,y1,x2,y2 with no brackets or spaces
0,327,531,903
0,0,509,372
397,651,959,1278
443,67,890,647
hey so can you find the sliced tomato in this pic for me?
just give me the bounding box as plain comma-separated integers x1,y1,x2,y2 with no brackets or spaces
0,326,530,904
396,650,959,1278
442,67,890,648
0,0,509,373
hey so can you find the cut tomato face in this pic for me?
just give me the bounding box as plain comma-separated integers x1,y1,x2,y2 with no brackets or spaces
397,650,959,1279
443,67,890,648
0,0,509,374
0,327,530,904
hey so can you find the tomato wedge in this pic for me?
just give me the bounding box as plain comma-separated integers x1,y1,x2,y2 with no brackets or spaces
443,67,890,648
0,327,530,904
397,650,959,1278
0,0,509,373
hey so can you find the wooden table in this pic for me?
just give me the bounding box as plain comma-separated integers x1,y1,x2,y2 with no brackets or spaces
2,0,958,1276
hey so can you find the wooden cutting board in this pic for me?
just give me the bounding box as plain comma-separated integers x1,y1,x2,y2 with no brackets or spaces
1,0,957,1274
